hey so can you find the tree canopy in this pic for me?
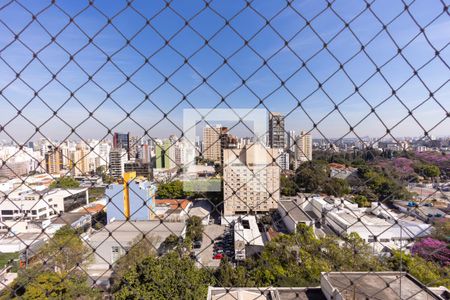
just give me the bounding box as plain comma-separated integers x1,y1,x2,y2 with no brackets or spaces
156,180,190,199
49,176,80,189
186,216,204,242
389,250,450,287
215,224,386,287
2,226,96,300
114,252,214,300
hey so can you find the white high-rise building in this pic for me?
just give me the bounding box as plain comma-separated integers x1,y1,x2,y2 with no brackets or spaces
275,149,290,171
287,130,296,152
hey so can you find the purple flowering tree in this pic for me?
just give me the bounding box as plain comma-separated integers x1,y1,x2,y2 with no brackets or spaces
411,237,450,266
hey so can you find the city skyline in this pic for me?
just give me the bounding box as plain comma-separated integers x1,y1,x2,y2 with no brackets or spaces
0,1,448,298
0,1,448,143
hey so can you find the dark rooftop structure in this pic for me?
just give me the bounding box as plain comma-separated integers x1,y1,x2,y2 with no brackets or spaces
51,212,89,225
279,199,312,223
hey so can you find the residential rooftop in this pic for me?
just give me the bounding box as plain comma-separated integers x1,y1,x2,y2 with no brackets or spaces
207,287,325,300
279,199,313,223
321,272,444,300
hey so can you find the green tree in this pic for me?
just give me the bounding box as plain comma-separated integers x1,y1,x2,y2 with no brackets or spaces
225,224,388,288
114,252,214,300
37,226,87,272
414,163,440,178
0,226,95,299
389,251,450,287
357,165,410,200
294,161,328,193
353,195,370,207
49,176,80,189
215,257,253,287
186,216,204,242
160,234,180,253
323,178,351,197
112,234,160,288
431,221,450,242
157,180,191,199
280,175,297,196
15,271,97,300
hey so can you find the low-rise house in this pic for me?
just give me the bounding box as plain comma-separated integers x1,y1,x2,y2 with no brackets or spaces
282,195,432,253
154,199,192,222
223,216,264,261
393,200,446,223
0,232,47,254
86,220,186,287
278,197,315,234
188,201,212,225
323,202,431,252
0,187,89,223
329,163,358,180
48,212,92,233
207,287,325,300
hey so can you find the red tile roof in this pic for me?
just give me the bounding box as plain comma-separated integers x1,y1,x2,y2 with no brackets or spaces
155,199,191,210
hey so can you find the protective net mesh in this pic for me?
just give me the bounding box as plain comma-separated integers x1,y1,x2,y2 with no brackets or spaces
0,0,449,299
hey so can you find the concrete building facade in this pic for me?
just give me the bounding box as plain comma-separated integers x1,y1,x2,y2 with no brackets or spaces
268,112,285,148
295,130,312,164
223,143,280,215
203,125,222,163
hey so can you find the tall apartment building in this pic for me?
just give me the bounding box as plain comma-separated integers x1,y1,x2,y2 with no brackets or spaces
69,143,89,176
140,143,151,163
129,135,140,159
223,143,280,216
275,149,290,171
268,112,285,149
295,130,312,164
97,142,111,168
113,132,130,158
45,146,63,174
203,125,222,163
113,132,129,149
109,148,127,179
286,130,295,152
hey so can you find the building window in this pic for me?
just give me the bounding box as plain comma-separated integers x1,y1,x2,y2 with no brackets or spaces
1,210,13,215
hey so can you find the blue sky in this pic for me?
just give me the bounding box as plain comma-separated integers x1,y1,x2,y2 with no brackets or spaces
0,0,449,144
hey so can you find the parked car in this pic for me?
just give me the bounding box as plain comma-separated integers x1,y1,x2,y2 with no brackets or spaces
213,253,224,259
193,240,202,249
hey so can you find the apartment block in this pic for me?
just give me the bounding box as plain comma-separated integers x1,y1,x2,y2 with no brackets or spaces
203,125,222,163
45,146,63,174
223,143,280,216
109,148,127,179
295,130,312,164
268,112,285,149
